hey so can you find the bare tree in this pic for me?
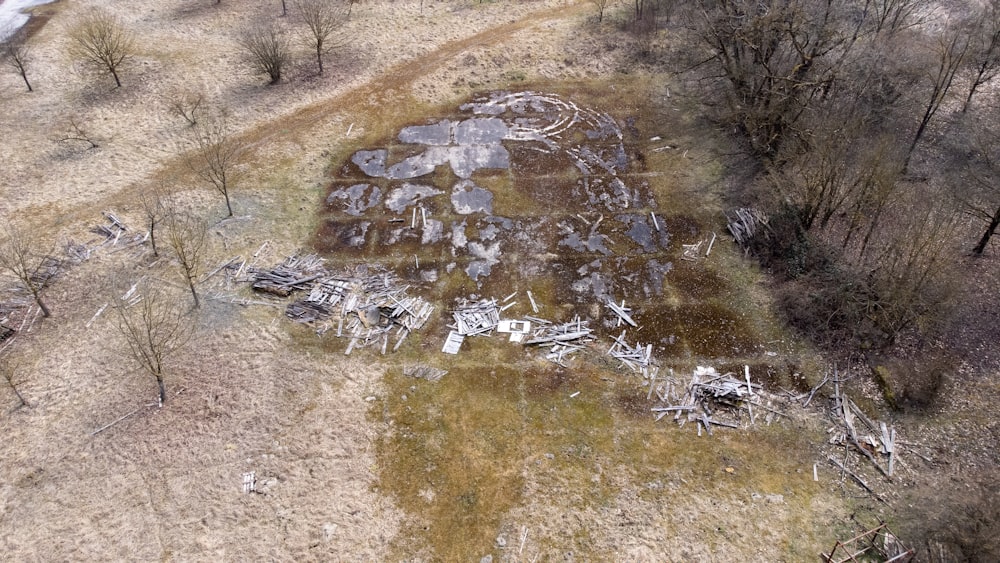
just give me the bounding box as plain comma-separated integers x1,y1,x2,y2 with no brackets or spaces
237,20,290,85
55,116,101,149
0,221,58,318
109,279,191,407
962,0,1000,113
138,184,168,257
165,211,207,309
960,125,1000,255
187,116,245,217
590,0,612,23
766,129,902,236
295,0,349,75
166,90,205,127
68,9,135,88
863,0,923,36
859,199,959,340
967,188,1000,255
689,0,862,159
904,29,968,171
2,27,33,92
1,359,30,410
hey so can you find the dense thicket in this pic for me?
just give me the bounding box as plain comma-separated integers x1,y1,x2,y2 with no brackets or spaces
657,0,1000,349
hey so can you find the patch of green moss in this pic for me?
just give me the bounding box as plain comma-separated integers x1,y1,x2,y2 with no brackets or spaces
872,365,898,410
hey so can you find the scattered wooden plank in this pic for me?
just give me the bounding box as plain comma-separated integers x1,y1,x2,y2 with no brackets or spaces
526,290,539,313
442,331,464,354
91,403,155,436
85,303,108,328
242,471,256,494
404,364,447,382
606,298,637,327
827,456,887,504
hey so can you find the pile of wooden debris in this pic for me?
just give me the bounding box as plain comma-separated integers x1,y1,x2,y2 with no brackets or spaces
607,330,654,378
404,364,448,382
250,255,434,355
829,394,897,479
524,316,594,366
726,207,769,250
439,292,595,364
450,298,502,336
648,366,786,436
88,211,146,254
251,254,327,297
818,376,901,504
441,297,505,354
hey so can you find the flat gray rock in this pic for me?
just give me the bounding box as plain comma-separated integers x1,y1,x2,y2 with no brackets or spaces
398,119,453,145
351,149,388,177
451,180,493,215
384,183,443,213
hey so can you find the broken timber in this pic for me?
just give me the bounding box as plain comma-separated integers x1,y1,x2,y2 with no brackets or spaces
450,298,501,336
606,331,654,377
649,365,777,433
249,256,434,356
251,254,327,296
404,364,448,382
524,316,594,366
606,298,637,327
830,394,898,481
726,207,769,250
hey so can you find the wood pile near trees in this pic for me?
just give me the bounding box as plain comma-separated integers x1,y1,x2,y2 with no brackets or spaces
88,211,146,252
726,207,769,250
249,255,434,355
27,256,63,289
250,254,327,296
818,374,901,503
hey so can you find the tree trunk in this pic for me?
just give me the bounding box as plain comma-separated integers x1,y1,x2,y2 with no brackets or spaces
157,374,166,406
223,190,233,217
904,117,930,172
963,80,979,113
34,294,51,318
316,46,324,74
188,277,200,309
973,205,1000,255
20,70,32,92
149,221,158,257
110,67,122,88
7,377,29,409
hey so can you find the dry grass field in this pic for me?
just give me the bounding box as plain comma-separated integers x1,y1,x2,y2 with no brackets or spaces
1,0,997,561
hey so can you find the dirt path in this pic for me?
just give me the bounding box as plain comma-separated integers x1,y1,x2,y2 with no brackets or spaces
254,2,588,143
131,0,591,204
